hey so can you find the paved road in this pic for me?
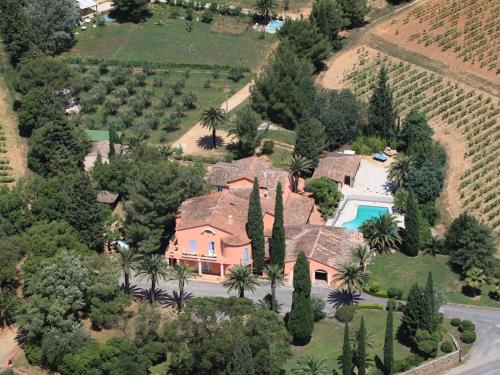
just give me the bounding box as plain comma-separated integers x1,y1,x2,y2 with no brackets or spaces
131,277,500,375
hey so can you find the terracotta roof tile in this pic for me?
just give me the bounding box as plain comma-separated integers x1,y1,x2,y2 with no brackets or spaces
285,225,362,269
313,153,361,184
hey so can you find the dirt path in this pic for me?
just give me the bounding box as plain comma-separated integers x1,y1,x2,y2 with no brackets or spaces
172,83,251,155
0,327,18,369
0,75,28,185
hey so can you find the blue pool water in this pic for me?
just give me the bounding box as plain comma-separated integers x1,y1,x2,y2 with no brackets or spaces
342,205,389,230
265,20,284,33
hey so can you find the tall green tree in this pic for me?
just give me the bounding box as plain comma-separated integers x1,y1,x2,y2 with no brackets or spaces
18,88,65,137
28,120,88,177
254,0,279,22
135,254,168,304
201,104,226,149
287,251,314,345
228,107,262,157
294,118,326,168
367,66,397,141
111,0,151,22
445,213,495,276
271,182,286,267
402,283,434,338
341,322,352,375
310,0,345,48
399,109,433,154
424,272,439,332
223,265,259,298
464,267,487,296
278,18,331,70
339,0,369,27
247,178,265,274
383,305,394,375
125,161,207,253
357,317,367,375
402,191,421,256
251,43,316,130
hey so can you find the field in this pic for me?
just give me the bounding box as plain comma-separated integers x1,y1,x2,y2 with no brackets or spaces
73,62,249,144
330,47,499,233
69,5,276,70
374,0,499,81
368,252,500,308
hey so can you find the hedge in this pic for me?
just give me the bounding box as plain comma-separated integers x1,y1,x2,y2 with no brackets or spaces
362,285,388,298
393,354,424,372
357,303,384,310
387,287,404,299
335,306,354,322
450,318,461,326
461,330,476,344
458,320,475,333
64,57,250,72
440,340,454,353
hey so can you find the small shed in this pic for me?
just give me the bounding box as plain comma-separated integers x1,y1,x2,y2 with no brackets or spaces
78,0,97,20
313,153,361,187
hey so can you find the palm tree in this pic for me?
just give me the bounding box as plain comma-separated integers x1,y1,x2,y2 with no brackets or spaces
359,213,401,254
464,267,487,296
264,264,284,312
0,293,19,330
255,0,279,23
388,155,414,188
352,244,371,271
333,262,369,304
168,263,195,313
159,144,175,160
285,155,313,192
422,236,443,257
114,247,141,294
223,264,259,298
200,104,226,149
293,355,329,375
136,254,169,304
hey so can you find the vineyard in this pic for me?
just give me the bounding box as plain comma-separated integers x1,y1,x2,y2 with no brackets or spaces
341,47,499,232
0,122,14,186
377,0,499,80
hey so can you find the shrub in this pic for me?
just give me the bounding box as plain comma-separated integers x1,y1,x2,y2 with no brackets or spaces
130,98,146,115
203,79,211,88
357,303,384,310
441,341,454,353
228,67,244,82
261,140,274,155
304,177,342,217
182,92,198,109
125,78,139,94
185,8,193,21
161,89,174,108
387,287,404,299
98,62,109,75
311,296,326,321
201,10,214,23
351,135,385,155
368,282,381,293
335,306,354,322
104,98,120,115
386,298,397,311
414,329,440,358
174,80,185,95
461,330,476,344
458,320,475,333
450,318,461,326
393,354,424,372
136,72,147,86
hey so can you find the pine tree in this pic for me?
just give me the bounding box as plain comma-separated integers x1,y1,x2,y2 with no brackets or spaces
383,305,394,375
294,118,326,168
368,66,397,141
270,183,286,267
402,191,421,256
287,251,314,345
226,339,255,375
310,0,345,48
342,322,352,375
357,317,366,375
339,0,369,28
247,178,265,274
402,283,434,338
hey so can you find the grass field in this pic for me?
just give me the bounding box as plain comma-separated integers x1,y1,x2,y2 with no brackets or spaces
283,309,459,374
70,6,276,69
368,252,499,308
74,64,249,144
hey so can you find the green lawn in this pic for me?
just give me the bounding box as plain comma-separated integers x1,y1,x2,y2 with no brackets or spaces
75,65,249,144
266,147,292,167
211,0,312,11
368,252,499,308
284,310,411,374
70,6,276,69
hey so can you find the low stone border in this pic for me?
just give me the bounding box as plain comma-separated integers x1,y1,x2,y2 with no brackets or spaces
396,350,460,375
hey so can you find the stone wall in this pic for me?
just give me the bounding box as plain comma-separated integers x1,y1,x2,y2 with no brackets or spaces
397,350,461,375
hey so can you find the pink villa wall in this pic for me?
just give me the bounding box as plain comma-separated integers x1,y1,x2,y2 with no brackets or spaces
285,259,339,286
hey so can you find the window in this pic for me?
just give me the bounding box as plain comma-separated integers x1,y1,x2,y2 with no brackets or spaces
243,248,249,263
189,240,197,255
208,241,215,256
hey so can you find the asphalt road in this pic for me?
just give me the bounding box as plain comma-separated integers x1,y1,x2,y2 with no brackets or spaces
131,276,500,375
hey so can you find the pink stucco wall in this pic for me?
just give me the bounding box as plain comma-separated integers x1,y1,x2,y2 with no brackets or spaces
285,259,339,286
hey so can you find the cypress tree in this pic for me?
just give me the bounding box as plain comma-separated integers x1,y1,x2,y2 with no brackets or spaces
425,272,438,332
368,65,397,141
384,306,394,375
342,322,352,375
109,126,119,158
293,118,326,168
226,339,255,375
270,182,286,267
247,178,265,274
287,251,314,345
357,317,366,375
402,191,421,256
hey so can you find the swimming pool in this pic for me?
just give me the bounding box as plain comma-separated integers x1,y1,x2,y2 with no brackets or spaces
342,205,390,230
265,20,284,33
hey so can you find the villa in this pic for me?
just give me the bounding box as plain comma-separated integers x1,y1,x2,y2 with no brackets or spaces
313,153,361,188
166,156,359,283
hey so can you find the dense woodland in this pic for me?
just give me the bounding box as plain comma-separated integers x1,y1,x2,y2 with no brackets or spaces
0,0,497,374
